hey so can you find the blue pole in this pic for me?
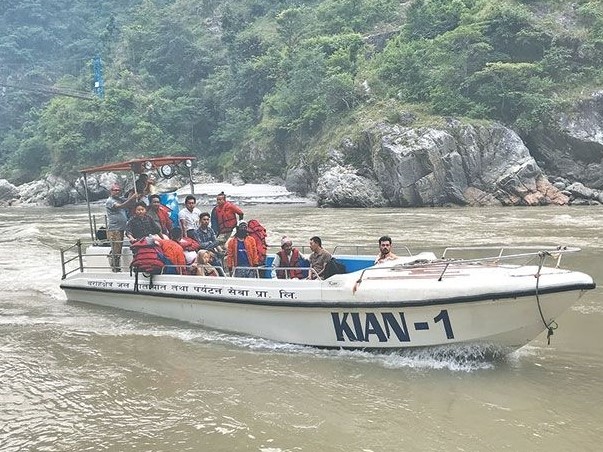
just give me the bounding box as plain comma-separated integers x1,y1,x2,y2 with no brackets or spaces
92,56,104,99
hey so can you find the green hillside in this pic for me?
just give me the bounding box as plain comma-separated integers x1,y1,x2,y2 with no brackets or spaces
1,0,601,183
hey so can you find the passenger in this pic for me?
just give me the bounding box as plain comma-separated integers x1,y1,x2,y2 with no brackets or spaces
135,173,151,197
197,212,222,255
308,236,332,280
191,249,220,277
146,173,158,195
176,228,201,265
126,173,151,202
125,201,161,241
272,236,306,279
375,235,399,264
105,184,137,272
153,229,186,274
211,192,244,246
179,195,202,242
225,221,259,278
147,194,173,235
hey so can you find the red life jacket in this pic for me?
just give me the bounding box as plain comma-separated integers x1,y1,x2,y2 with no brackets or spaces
156,204,173,233
179,237,200,252
214,202,241,234
276,248,303,279
130,239,165,274
247,219,267,264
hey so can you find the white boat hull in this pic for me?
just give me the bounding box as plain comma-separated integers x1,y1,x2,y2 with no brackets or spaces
61,261,594,351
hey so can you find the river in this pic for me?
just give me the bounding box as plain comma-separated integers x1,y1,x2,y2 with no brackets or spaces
1,204,602,451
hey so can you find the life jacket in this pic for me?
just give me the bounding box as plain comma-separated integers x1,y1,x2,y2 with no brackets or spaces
226,236,259,269
179,237,200,252
156,204,173,233
212,202,242,234
276,248,304,279
130,238,165,275
246,219,267,264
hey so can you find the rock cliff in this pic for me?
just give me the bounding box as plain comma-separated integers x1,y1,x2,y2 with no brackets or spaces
308,120,570,207
285,91,603,208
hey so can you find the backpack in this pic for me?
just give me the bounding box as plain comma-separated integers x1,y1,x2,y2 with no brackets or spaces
130,238,165,275
323,257,346,279
246,219,268,264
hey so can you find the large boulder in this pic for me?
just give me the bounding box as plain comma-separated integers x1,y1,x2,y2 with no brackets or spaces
0,179,20,205
285,167,312,196
17,175,77,206
316,163,388,207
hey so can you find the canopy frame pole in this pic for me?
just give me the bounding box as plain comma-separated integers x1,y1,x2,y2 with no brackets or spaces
83,173,95,242
188,166,194,194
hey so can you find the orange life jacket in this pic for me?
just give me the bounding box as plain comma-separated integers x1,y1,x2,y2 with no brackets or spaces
214,202,243,234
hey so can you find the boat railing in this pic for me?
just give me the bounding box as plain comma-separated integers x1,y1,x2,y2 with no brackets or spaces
354,245,583,285
60,240,85,279
60,239,324,280
330,244,412,256
440,245,581,267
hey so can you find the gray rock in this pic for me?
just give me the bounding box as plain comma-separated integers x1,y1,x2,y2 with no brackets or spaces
285,167,311,196
17,174,76,206
230,173,245,186
0,179,20,203
526,91,603,189
570,198,601,206
566,182,596,199
316,164,388,207
75,174,112,202
364,122,568,207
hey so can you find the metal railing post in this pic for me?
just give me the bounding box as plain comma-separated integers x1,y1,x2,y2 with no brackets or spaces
60,248,67,279
77,239,84,273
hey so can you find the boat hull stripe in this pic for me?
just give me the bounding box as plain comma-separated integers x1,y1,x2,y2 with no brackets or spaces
60,282,595,308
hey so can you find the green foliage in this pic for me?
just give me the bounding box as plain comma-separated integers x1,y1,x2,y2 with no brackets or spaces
316,0,400,34
0,0,602,183
404,0,474,40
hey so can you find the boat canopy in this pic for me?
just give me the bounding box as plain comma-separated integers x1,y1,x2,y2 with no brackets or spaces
80,156,196,242
80,156,196,175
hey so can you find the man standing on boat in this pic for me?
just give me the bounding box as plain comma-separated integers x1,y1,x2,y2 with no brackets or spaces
375,235,398,264
105,183,137,272
308,236,331,280
211,192,244,246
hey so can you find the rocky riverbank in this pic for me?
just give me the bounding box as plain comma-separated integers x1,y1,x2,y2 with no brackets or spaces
2,92,602,208
283,92,603,208
0,172,314,208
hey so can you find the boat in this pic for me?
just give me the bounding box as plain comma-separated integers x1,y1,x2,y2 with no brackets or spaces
60,158,596,352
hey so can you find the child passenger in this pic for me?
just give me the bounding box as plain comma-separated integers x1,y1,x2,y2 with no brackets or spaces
192,250,220,277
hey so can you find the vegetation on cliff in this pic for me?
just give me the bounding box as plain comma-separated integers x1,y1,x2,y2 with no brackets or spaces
1,0,602,183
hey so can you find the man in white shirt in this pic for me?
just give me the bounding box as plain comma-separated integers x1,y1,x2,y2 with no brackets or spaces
178,195,202,242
